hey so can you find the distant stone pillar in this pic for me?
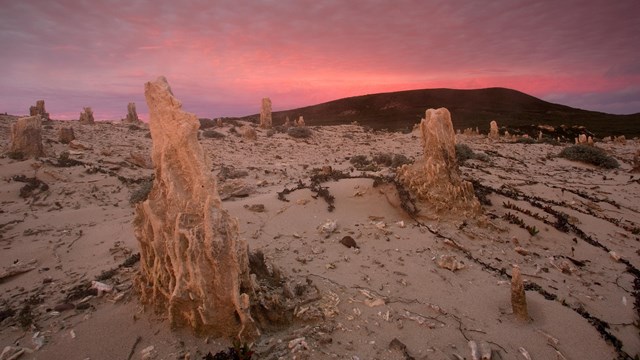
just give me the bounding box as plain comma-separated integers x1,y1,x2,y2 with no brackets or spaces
259,98,272,129
79,107,95,124
29,100,50,121
135,77,258,339
296,116,305,127
488,120,499,140
125,102,140,124
397,108,481,219
9,116,44,158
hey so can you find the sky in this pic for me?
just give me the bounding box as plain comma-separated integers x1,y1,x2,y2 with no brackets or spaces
1,0,639,121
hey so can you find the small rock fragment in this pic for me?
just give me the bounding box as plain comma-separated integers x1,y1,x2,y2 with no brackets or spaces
319,219,337,235
436,254,465,272
141,345,156,360
514,246,529,255
364,298,385,307
518,347,532,360
91,281,113,296
609,251,621,262
339,236,358,249
245,204,265,212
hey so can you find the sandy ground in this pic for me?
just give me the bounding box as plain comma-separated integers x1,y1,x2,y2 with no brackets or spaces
0,115,639,359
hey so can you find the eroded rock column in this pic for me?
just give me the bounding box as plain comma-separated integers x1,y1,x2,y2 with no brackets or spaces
29,100,50,121
397,108,481,219
125,102,141,124
259,98,272,129
134,77,258,339
488,120,499,140
79,107,95,124
9,115,44,158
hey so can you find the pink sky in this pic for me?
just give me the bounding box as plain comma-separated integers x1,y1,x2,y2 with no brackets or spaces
1,0,639,121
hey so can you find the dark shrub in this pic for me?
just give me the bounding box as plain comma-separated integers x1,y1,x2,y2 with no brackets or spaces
455,143,489,164
199,118,217,129
515,137,536,144
129,178,154,204
287,127,313,139
558,145,619,169
372,153,393,166
372,152,412,168
202,130,225,139
455,143,474,163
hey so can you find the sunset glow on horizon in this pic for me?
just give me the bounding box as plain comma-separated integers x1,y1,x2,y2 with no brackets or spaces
1,0,639,121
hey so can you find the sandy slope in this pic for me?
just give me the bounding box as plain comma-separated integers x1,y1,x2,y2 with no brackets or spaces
0,115,638,359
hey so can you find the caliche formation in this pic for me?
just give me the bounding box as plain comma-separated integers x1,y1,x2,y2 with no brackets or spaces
259,97,272,129
397,108,481,219
79,107,95,125
9,115,45,158
29,100,50,121
124,102,141,124
134,77,258,339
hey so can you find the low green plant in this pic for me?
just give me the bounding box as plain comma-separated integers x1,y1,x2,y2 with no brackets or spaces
558,145,619,169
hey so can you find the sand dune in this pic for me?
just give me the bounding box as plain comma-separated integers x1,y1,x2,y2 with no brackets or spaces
1,114,639,359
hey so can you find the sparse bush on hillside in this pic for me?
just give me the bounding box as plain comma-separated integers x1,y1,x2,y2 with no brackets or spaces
455,144,474,164
202,130,225,139
199,118,217,130
455,143,489,164
558,144,619,169
349,155,379,171
129,178,154,204
287,127,313,139
515,137,536,144
372,152,413,168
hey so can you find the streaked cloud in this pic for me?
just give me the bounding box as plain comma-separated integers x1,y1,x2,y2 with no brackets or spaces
0,0,638,120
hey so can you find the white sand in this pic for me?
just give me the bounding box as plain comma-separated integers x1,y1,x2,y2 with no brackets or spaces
1,115,638,359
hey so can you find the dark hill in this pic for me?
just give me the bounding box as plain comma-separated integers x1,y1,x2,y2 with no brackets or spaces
242,87,640,137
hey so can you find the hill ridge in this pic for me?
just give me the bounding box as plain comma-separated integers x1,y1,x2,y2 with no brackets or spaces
243,87,640,136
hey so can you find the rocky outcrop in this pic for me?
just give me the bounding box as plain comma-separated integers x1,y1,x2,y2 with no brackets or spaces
134,76,258,339
58,127,75,144
124,102,141,124
259,98,272,129
79,107,95,124
296,116,305,127
9,116,45,158
488,120,499,140
397,108,481,219
240,125,257,140
29,100,50,121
